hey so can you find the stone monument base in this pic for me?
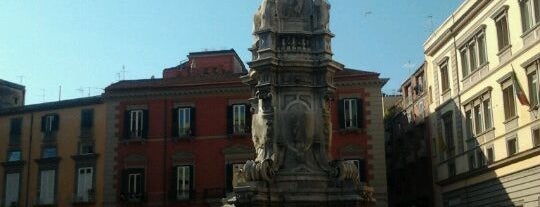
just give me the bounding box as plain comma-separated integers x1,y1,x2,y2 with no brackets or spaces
231,178,375,207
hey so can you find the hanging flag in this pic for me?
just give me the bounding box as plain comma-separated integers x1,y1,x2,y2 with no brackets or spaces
512,65,530,106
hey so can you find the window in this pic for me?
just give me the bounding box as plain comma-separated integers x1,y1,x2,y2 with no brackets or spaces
339,98,363,129
76,167,94,202
460,31,488,76
232,104,247,134
124,109,148,139
486,146,495,164
80,109,94,129
507,137,518,156
495,11,511,50
448,160,456,177
175,166,193,200
7,150,21,162
173,107,195,137
350,159,367,183
440,62,450,92
41,114,59,133
520,0,540,32
226,163,245,192
502,83,517,120
9,117,22,144
442,113,455,156
233,105,246,134
122,169,145,200
4,173,20,207
42,147,57,158
415,72,425,94
38,170,56,205
533,128,540,147
476,148,485,167
527,61,539,107
464,93,493,137
465,110,474,139
79,143,95,155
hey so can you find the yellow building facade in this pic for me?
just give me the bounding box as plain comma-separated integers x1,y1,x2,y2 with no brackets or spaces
0,97,106,207
423,0,540,206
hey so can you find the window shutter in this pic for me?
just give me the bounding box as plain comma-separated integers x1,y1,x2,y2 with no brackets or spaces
142,110,149,138
225,163,233,192
189,166,194,200
81,110,94,128
52,114,60,131
169,167,178,200
121,170,129,195
41,116,46,132
358,159,367,182
10,118,22,135
245,104,252,133
190,107,196,137
227,105,233,134
172,108,179,138
338,99,345,129
124,111,130,139
356,98,364,128
139,170,145,195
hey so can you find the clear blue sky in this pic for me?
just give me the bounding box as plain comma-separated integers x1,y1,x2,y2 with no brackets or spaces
0,0,462,105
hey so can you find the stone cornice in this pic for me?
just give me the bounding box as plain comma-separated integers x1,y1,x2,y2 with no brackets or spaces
335,79,388,88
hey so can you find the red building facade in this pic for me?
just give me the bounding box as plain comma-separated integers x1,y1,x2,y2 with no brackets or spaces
102,49,387,206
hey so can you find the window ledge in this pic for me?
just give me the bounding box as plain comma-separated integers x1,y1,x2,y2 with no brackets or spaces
120,138,147,145
503,116,519,124
462,62,490,80
521,22,540,38
441,88,451,95
227,133,251,139
171,136,195,142
338,128,364,134
474,127,495,138
496,45,512,56
528,105,539,112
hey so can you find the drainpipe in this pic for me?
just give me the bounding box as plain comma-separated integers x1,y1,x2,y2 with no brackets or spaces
25,112,34,207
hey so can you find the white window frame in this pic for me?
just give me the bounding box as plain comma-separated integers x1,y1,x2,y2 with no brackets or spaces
176,166,192,200
460,31,488,77
128,172,142,195
507,137,519,156
177,108,191,137
520,0,540,32
76,167,94,202
526,60,540,108
464,93,493,138
486,145,495,164
532,127,540,147
502,80,517,120
233,105,246,134
129,110,144,138
343,99,358,128
4,173,20,207
494,11,511,51
39,170,56,205
45,115,55,133
440,61,450,92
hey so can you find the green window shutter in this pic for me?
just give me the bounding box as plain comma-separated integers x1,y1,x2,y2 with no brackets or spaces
338,99,345,129
356,98,364,128
40,116,46,132
189,107,196,137
142,110,149,138
227,105,233,134
189,166,194,199
225,163,233,192
121,170,129,195
168,166,178,200
52,114,60,131
172,108,179,137
245,104,252,133
124,111,131,139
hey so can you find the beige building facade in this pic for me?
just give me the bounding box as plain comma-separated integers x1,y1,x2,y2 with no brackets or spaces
423,0,540,206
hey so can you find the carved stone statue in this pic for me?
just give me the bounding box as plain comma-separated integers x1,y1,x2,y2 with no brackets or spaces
314,0,330,30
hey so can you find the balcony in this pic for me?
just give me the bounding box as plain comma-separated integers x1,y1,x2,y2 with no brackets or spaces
72,189,96,205
120,192,146,203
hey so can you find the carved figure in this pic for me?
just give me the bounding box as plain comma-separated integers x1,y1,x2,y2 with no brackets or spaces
314,0,330,30
259,0,275,30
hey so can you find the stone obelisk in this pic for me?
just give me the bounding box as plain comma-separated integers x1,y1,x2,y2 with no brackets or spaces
235,0,375,206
